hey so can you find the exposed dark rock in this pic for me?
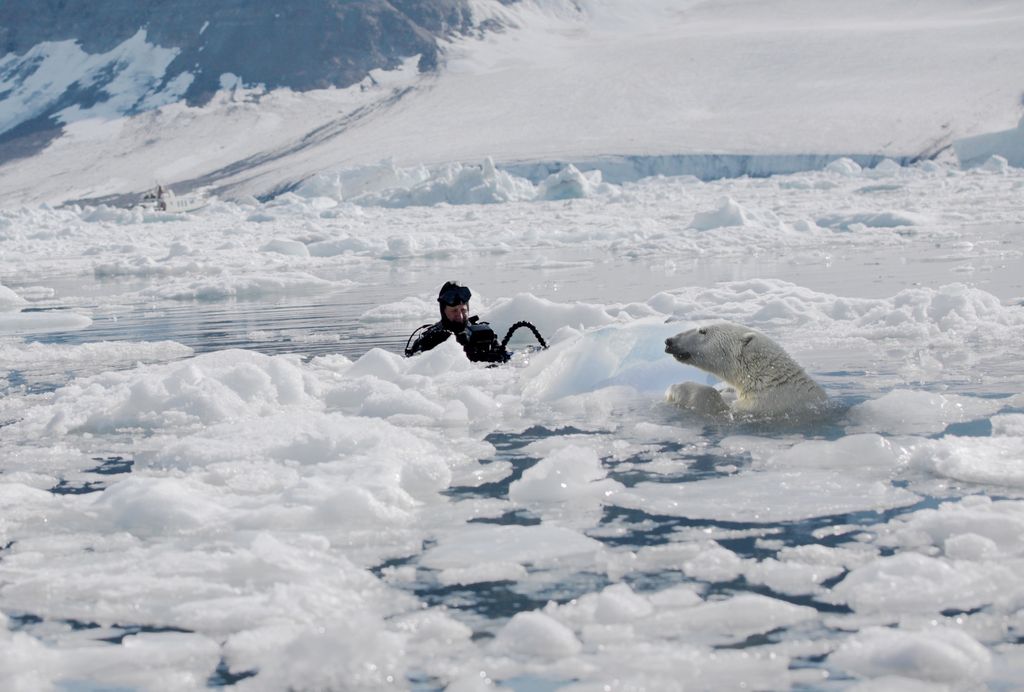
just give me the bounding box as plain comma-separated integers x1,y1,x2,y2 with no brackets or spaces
0,0,479,162
0,1,473,101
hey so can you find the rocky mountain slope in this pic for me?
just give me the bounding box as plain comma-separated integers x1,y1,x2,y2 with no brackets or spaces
0,0,478,162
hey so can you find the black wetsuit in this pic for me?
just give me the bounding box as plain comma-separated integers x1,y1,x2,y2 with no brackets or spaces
405,320,456,357
405,316,510,363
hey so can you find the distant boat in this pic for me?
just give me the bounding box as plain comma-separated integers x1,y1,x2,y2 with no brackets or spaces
138,185,208,213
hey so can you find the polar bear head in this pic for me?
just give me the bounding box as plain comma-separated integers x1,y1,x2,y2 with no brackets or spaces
665,322,821,395
665,322,826,416
664,322,763,385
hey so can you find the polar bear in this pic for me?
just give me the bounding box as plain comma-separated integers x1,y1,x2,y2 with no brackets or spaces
664,322,827,418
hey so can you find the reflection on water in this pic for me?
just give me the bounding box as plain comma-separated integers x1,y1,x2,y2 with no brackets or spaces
47,296,400,359
26,224,1024,363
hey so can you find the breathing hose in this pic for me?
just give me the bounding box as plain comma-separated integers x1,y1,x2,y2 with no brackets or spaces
501,321,548,350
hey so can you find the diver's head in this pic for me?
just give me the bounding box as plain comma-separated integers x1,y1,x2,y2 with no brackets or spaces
438,280,471,328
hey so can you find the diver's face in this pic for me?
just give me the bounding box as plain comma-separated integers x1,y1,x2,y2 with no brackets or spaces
443,301,469,324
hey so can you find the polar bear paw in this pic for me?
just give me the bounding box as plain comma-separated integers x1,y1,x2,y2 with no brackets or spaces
665,382,730,416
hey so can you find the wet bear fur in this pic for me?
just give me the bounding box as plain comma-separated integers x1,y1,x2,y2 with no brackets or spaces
664,322,826,418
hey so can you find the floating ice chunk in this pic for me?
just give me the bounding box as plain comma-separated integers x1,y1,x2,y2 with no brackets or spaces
327,376,446,420
689,196,750,230
384,234,416,259
847,390,1003,435
241,615,407,690
954,115,1024,169
765,433,900,474
0,340,192,377
445,674,500,692
494,611,582,660
777,544,878,573
623,543,705,578
615,468,919,523
306,234,382,256
836,283,1024,346
908,436,1024,488
0,483,68,537
646,584,704,609
828,552,1017,615
0,618,62,689
681,541,746,582
508,444,622,505
393,609,473,648
343,348,405,382
779,175,840,191
536,164,611,200
944,533,1000,561
846,675,955,691
37,349,319,436
992,413,1024,436
0,615,221,691
0,276,90,335
829,626,992,686
80,204,146,224
519,318,706,401
360,296,433,323
144,271,337,301
825,157,863,176
638,592,818,647
437,561,528,586
487,292,617,344
593,583,654,624
0,283,28,310
351,158,535,207
743,557,844,596
906,283,1016,330
11,285,55,300
420,524,605,570
313,484,416,527
93,255,189,278
867,496,1024,558
91,477,229,538
404,338,480,376
259,238,310,256
816,209,927,230
790,218,824,233
866,158,904,178
0,309,92,335
295,159,432,201
980,154,1010,174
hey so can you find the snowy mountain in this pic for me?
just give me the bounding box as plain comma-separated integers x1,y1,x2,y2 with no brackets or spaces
0,0,1022,207
0,0,475,159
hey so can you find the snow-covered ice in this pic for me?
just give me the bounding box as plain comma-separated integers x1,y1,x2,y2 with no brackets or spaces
2,153,1023,690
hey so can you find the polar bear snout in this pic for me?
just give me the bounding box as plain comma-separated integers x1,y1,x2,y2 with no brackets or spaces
665,336,691,361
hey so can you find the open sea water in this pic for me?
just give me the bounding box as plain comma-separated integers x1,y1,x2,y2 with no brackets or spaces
29,223,1024,359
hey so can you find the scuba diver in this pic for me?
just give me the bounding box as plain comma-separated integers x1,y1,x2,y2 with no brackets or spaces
404,281,546,364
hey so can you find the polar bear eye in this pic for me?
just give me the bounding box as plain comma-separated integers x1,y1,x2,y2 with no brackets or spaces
697,328,707,335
